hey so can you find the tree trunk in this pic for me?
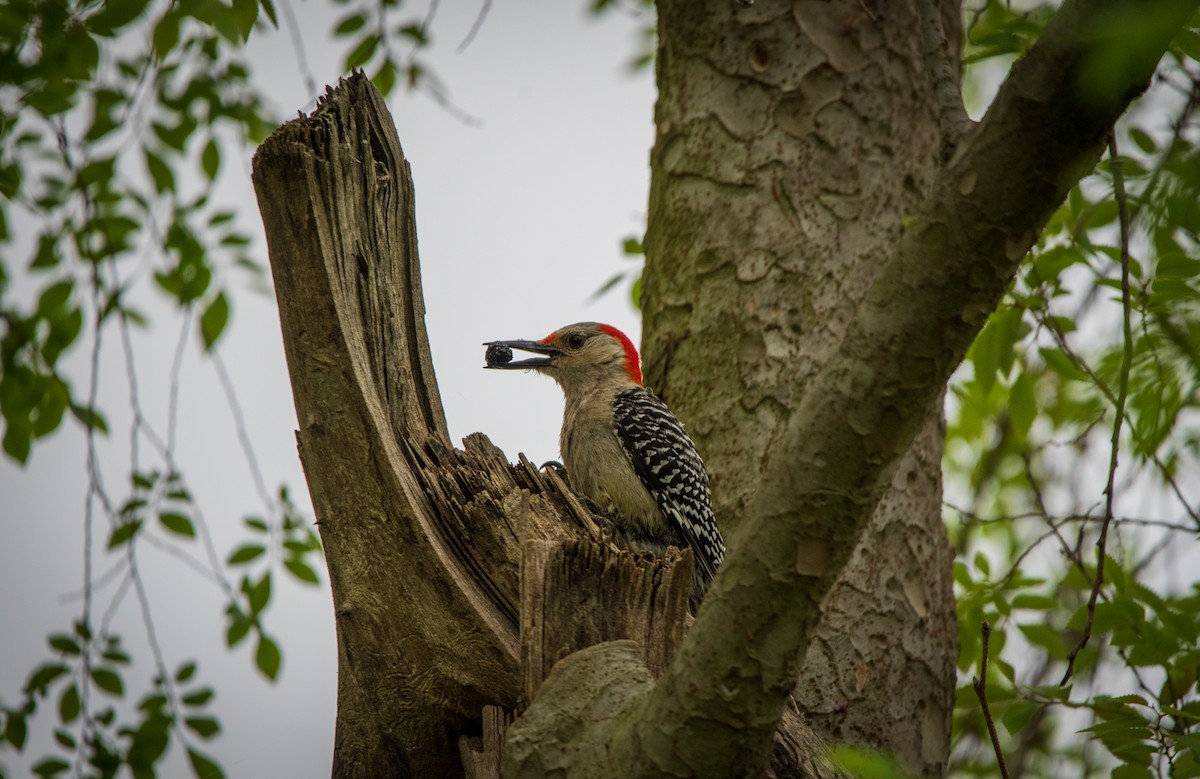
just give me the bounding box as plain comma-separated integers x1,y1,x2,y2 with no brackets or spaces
642,2,959,770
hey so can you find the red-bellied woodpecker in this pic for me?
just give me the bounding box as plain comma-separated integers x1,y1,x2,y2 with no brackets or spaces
484,322,725,610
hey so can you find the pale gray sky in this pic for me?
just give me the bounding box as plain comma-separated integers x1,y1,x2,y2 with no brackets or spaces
0,2,654,774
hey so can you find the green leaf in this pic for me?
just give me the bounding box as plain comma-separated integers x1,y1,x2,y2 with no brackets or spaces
284,557,320,585
31,758,71,777
345,34,379,69
108,519,142,549
373,58,396,97
127,715,171,770
255,634,281,681
1009,370,1036,440
201,138,220,180
243,517,269,533
1174,28,1200,61
101,648,130,665
334,13,365,34
53,728,76,749
187,747,226,779
139,693,168,714
227,544,266,565
399,24,429,45
970,307,1015,393
974,551,991,577
30,234,59,269
49,634,81,655
1018,623,1067,658
245,572,271,615
25,662,68,696
69,403,110,434
4,425,32,464
199,291,229,351
145,149,175,194
828,744,912,778
59,683,80,723
159,510,196,538
1128,126,1156,154
91,667,124,696
89,0,153,36
231,0,258,40
38,279,74,313
1084,200,1119,229
1001,700,1039,734
226,611,251,648
182,687,215,707
151,11,180,59
176,661,197,683
185,716,220,739
5,709,28,749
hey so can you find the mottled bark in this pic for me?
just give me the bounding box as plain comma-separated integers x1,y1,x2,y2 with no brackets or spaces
621,0,1196,776
641,1,959,770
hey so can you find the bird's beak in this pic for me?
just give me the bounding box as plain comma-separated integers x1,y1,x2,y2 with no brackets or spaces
483,339,560,369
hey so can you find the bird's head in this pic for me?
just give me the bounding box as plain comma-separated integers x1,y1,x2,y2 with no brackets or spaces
484,322,642,394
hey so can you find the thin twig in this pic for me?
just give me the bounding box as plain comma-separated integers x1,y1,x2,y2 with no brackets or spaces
917,0,974,160
1060,134,1135,687
59,113,103,774
457,0,491,52
973,621,1011,779
1030,302,1200,529
212,351,274,510
279,0,318,98
946,504,1195,534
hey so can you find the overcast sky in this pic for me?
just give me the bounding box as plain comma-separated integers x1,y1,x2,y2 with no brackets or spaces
1,2,654,774
7,4,1197,777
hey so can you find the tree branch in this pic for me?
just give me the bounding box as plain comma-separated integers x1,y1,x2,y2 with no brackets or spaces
972,621,1010,779
918,0,974,160
592,0,1197,773
1060,134,1135,687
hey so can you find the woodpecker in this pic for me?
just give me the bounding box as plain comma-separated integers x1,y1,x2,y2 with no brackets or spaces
484,322,724,609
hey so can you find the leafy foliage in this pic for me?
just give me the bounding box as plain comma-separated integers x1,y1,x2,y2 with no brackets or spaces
0,0,334,773
0,628,223,779
946,4,1200,777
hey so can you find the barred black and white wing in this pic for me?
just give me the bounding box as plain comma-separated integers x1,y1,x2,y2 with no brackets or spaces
611,387,725,590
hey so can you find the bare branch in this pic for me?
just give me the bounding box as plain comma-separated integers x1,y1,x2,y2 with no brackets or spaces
972,621,1011,779
458,0,492,52
1061,133,1136,687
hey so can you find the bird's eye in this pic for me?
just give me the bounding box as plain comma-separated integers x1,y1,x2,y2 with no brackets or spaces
565,332,587,349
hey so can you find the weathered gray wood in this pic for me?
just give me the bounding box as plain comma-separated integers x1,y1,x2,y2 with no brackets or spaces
251,73,569,776
520,537,691,704
458,706,513,779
